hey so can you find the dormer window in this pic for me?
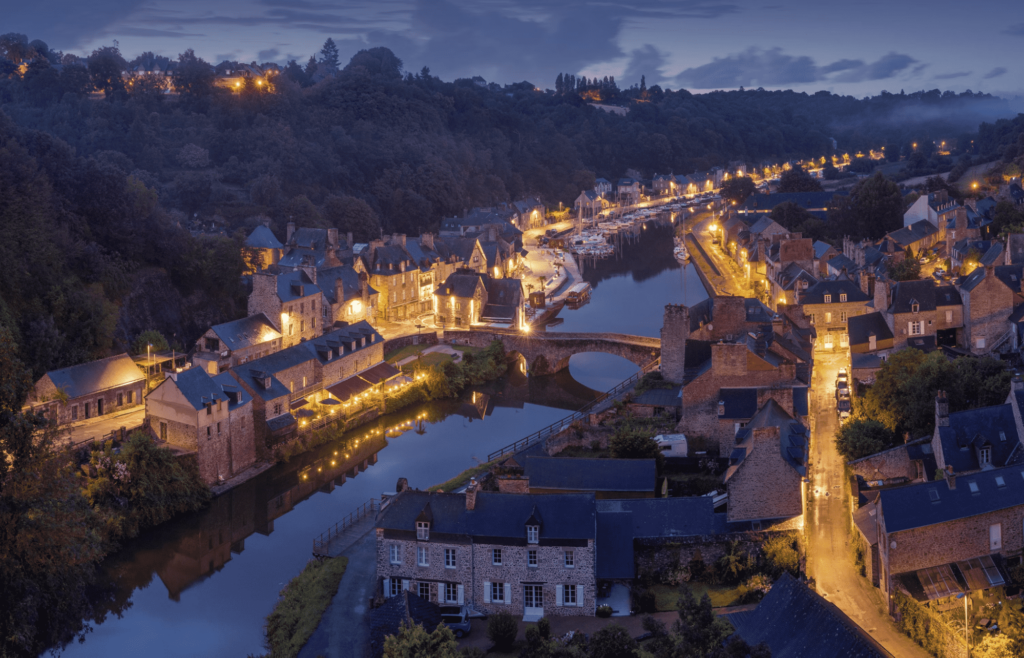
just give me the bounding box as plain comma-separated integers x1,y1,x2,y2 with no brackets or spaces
911,301,920,313
526,525,539,544
979,447,992,466
840,293,847,302
416,521,430,540
824,294,831,303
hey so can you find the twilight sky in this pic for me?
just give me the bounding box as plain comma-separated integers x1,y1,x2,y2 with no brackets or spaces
7,0,1023,97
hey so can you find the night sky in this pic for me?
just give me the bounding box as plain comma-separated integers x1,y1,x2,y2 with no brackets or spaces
8,0,1022,97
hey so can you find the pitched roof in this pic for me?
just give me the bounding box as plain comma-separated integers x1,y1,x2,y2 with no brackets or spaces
827,254,857,274
376,491,597,540
436,271,486,298
719,388,759,419
169,367,230,410
631,388,681,407
273,269,320,303
728,400,808,479
725,573,890,658
245,225,283,250
595,510,635,579
813,240,836,259
889,279,939,313
209,313,281,351
885,219,938,248
934,403,1021,473
799,278,870,305
523,457,656,492
847,312,894,347
42,354,145,399
881,463,1024,534
318,266,376,305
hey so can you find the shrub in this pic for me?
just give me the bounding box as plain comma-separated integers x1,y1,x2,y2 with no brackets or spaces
487,611,519,650
588,625,638,658
264,557,348,658
762,535,800,577
596,605,613,618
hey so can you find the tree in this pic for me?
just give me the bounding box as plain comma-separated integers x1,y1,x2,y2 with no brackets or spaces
720,176,756,204
769,201,827,241
87,45,126,98
835,419,898,460
132,329,169,355
383,620,460,658
829,172,903,239
177,143,210,169
777,166,823,193
555,72,564,94
320,38,340,70
674,586,733,656
589,624,639,658
609,426,664,471
886,255,921,281
323,194,382,241
761,535,799,577
175,49,215,103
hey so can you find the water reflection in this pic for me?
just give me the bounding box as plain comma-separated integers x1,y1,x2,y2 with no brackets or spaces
554,218,709,337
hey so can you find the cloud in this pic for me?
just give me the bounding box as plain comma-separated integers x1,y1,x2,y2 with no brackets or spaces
5,0,149,49
110,27,206,39
984,67,1008,79
819,59,863,75
622,45,668,87
257,48,280,61
834,52,917,82
933,71,972,80
1003,23,1024,36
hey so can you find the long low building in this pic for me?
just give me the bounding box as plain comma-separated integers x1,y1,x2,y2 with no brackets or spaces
23,353,146,425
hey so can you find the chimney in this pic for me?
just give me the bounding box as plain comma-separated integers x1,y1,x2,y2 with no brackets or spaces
945,465,956,490
718,400,726,416
335,277,345,306
286,221,296,243
488,226,497,242
392,233,406,247
873,277,890,312
859,270,875,297
396,477,410,493
421,232,434,250
465,478,478,510
1013,374,1023,392
347,231,353,247
935,390,949,427
360,271,369,304
327,228,339,248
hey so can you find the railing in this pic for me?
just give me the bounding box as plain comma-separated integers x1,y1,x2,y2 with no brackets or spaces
486,357,660,462
312,498,380,557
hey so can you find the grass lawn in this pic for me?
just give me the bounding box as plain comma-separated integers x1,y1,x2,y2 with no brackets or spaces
452,345,482,355
385,344,427,363
399,352,452,373
265,556,348,658
652,582,748,611
429,458,502,492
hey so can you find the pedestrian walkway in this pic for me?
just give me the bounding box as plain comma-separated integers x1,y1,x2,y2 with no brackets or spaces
60,406,146,447
395,344,463,368
298,529,379,658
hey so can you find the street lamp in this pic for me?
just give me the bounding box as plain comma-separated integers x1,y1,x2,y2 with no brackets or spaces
956,590,970,657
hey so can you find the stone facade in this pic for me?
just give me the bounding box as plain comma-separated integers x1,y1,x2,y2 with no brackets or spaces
801,299,869,351
848,445,916,484
660,305,688,383
961,266,1014,353
726,427,804,523
249,270,323,348
24,354,146,426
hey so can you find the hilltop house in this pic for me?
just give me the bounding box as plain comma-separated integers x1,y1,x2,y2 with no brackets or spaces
376,482,597,620
146,367,256,485
594,178,612,197
23,354,146,425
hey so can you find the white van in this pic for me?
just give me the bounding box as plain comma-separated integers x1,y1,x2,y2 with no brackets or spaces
653,434,688,457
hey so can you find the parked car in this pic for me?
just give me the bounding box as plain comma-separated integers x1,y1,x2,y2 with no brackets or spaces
439,606,472,638
546,228,557,237
837,396,852,421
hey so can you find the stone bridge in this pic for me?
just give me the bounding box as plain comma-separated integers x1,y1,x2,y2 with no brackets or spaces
445,329,661,374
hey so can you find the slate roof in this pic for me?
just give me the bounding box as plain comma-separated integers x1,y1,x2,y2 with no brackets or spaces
376,491,597,540
744,298,775,323
981,243,1004,266
631,388,681,407
487,278,522,308
889,279,939,313
368,592,442,658
826,254,857,274
799,277,870,305
934,403,1021,473
813,240,836,259
209,313,281,351
523,457,656,493
211,372,249,409
274,270,320,303
245,225,283,250
435,271,486,298
595,511,636,579
886,219,938,248
960,264,1024,294
725,573,889,658
42,353,145,400
934,285,961,307
793,387,808,416
719,388,759,419
437,237,480,263
231,368,290,402
728,400,808,480
749,217,782,235
848,312,894,347
318,266,376,305
168,367,229,410
880,463,1024,534
278,247,331,270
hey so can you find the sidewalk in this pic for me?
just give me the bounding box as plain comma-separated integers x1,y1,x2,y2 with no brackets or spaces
60,406,146,447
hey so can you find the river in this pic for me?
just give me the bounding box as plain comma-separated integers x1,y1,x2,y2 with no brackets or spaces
59,216,708,657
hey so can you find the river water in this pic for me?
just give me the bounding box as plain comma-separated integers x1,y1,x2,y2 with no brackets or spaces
60,217,708,657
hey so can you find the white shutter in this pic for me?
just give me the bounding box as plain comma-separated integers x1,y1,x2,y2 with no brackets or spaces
437,582,443,603
402,579,409,592
484,581,491,603
556,584,564,607
504,583,511,605
908,322,913,335
457,584,464,605
577,585,584,607
383,578,391,598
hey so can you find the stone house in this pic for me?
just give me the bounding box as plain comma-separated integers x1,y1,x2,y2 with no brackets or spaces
796,276,872,352
318,266,377,326
146,367,256,485
511,198,546,230
594,178,612,197
876,279,963,351
872,465,1024,612
881,219,939,259
723,400,807,525
23,353,146,425
495,457,657,498
902,190,957,231
652,174,679,196
242,224,284,273
930,388,1024,477
574,190,605,219
616,178,640,204
278,225,353,271
812,241,839,278
376,484,597,620
249,268,324,348
434,270,525,329
848,312,895,381
958,264,1021,353
950,239,1000,274
229,367,294,447
193,313,283,374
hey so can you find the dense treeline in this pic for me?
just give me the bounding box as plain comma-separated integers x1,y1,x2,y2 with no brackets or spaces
0,38,1016,379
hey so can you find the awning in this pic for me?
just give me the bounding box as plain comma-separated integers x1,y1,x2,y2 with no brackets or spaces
357,362,401,385
909,564,963,601
290,398,309,410
957,555,1005,591
326,375,373,401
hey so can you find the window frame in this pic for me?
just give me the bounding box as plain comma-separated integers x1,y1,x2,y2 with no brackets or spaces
526,525,539,544
416,521,430,541
389,544,401,565
564,550,575,568
563,584,577,606
528,549,538,568
418,582,431,600
417,546,429,567
491,581,505,603
492,548,502,566
444,582,458,604
444,548,456,569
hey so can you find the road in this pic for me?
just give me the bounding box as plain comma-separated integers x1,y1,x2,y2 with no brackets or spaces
687,212,755,298
804,352,930,658
59,406,146,447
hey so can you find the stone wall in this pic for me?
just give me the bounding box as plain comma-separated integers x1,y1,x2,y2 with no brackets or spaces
447,329,660,373
544,425,613,456
635,530,799,583
848,444,915,483
726,427,803,523
661,305,689,383
382,333,440,359
31,375,145,426
962,268,1013,353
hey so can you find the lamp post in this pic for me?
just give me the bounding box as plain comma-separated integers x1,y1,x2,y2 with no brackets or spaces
956,590,970,657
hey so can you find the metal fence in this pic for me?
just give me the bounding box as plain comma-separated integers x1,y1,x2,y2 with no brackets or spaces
485,357,660,462
312,498,380,557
